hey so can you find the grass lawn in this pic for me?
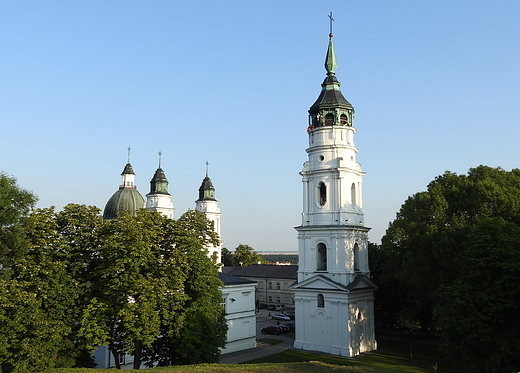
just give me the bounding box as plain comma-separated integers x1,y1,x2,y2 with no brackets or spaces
45,333,455,373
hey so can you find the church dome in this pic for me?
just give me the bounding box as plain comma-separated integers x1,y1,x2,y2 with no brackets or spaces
103,161,145,219
103,188,145,219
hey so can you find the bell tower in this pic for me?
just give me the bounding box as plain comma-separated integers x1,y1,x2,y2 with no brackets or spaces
291,16,377,357
145,151,174,219
195,162,222,268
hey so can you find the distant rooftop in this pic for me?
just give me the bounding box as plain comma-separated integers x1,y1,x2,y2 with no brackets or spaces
223,264,298,280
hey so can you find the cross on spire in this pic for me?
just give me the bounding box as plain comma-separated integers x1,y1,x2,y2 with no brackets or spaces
158,150,162,168
127,146,131,163
205,161,209,177
328,11,334,36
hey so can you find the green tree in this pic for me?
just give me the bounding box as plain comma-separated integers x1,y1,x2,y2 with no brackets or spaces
0,206,92,372
382,166,520,330
221,247,235,266
436,218,520,373
80,209,187,369
368,242,406,330
143,210,227,366
234,244,262,267
380,166,520,370
0,172,37,277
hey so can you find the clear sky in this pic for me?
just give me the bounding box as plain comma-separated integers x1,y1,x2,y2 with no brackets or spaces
1,1,519,252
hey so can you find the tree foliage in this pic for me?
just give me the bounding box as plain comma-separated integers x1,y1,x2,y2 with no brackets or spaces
142,210,226,366
223,244,263,267
0,186,226,371
0,172,37,276
380,165,520,372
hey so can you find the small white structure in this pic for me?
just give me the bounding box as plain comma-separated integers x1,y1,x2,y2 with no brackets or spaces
219,273,257,354
291,30,377,357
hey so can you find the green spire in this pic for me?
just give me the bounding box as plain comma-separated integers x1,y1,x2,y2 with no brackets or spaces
325,33,337,75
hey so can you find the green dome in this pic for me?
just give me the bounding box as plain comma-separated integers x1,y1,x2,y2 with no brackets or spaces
103,187,145,220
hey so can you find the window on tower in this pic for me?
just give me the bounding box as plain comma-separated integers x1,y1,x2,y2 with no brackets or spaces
354,243,360,272
317,243,327,271
325,113,334,126
340,113,347,125
318,182,327,206
351,183,356,206
317,294,325,308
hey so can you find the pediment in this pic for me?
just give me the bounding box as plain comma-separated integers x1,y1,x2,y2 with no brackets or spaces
291,274,349,291
291,274,377,293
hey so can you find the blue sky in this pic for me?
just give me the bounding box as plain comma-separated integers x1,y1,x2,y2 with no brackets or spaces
1,1,519,252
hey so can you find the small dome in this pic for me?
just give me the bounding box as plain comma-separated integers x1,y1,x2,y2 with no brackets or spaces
103,187,145,220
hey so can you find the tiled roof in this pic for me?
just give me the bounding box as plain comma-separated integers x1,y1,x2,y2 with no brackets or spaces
218,272,257,286
223,264,298,279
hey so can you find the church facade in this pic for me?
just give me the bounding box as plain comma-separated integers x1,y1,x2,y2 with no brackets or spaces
291,31,377,357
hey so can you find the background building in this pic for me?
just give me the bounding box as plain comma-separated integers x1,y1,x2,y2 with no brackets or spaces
224,264,298,309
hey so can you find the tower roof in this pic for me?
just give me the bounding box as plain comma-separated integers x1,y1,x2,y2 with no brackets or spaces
197,176,216,201
122,163,135,175
309,33,353,113
148,167,170,195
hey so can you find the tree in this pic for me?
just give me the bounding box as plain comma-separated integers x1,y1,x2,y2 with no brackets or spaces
0,206,93,372
0,172,37,277
233,244,262,267
368,242,406,330
221,247,235,266
142,210,227,366
0,194,227,370
380,166,520,371
435,218,520,373
80,209,188,369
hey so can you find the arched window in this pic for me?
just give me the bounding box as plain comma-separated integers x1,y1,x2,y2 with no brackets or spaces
351,183,356,206
353,243,360,272
340,113,347,125
325,113,334,126
317,243,327,271
318,182,327,206
317,294,325,308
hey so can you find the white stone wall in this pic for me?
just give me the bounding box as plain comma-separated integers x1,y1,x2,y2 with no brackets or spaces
220,282,257,354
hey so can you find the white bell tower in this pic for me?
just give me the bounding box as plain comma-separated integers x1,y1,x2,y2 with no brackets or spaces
292,18,377,357
145,151,174,219
195,162,222,268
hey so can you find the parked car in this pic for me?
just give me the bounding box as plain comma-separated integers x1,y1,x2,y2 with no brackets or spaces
278,324,290,333
256,303,268,309
272,313,291,321
275,304,285,311
261,326,283,335
267,304,276,311
288,311,295,320
283,322,295,332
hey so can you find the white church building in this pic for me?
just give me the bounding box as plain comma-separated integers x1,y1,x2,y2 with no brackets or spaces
291,29,377,357
95,156,256,368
